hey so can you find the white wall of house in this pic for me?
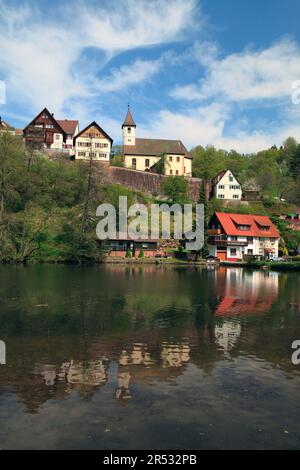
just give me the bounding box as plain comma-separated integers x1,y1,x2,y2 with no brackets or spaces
50,133,63,150
75,136,111,161
214,170,242,200
64,124,79,154
209,236,279,260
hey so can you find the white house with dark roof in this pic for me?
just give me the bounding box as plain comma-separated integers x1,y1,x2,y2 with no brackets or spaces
213,170,242,200
122,107,192,176
73,121,113,162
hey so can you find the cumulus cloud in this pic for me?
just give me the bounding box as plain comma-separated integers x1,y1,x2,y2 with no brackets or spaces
171,38,300,103
137,103,300,153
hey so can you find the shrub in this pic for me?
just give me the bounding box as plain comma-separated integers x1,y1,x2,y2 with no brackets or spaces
126,248,131,258
138,249,144,258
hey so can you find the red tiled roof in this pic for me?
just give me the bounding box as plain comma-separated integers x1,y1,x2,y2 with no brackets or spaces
124,138,191,159
214,212,280,238
57,119,78,135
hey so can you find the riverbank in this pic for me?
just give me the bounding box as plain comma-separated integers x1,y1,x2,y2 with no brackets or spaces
220,260,300,271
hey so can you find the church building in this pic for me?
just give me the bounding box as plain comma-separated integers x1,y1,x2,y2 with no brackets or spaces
122,107,192,176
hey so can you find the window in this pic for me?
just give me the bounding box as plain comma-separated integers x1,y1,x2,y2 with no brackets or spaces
169,156,173,162
132,158,136,169
231,236,237,241
247,249,253,255
176,156,180,162
55,134,60,140
45,124,54,128
229,175,234,182
78,151,86,157
237,224,250,231
219,185,225,189
184,167,186,173
145,159,150,167
247,237,253,243
259,225,269,232
95,143,108,148
176,170,179,175
128,127,131,134
230,248,237,256
233,194,239,199
218,194,225,199
170,169,173,175
270,238,276,242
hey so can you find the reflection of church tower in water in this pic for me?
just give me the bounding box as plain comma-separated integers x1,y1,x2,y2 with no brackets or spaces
115,368,132,400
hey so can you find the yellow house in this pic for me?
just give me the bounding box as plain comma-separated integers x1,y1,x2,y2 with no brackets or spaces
122,107,192,176
73,121,113,163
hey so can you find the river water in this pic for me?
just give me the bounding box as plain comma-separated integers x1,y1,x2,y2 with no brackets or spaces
0,264,299,449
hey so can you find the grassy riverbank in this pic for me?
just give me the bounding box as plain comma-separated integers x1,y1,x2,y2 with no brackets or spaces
221,260,300,271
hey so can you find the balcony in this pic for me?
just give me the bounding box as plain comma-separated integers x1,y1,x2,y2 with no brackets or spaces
208,235,248,246
208,229,223,235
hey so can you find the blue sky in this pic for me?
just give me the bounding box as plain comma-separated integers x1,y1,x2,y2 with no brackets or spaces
0,0,300,152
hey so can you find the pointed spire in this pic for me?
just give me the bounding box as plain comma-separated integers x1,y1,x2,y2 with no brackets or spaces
122,105,136,128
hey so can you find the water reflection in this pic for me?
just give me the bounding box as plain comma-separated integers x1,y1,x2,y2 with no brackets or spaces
0,265,299,449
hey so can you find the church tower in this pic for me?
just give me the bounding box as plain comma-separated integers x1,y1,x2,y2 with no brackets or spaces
122,105,136,146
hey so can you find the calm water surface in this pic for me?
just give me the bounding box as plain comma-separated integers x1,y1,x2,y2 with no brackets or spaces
0,265,300,449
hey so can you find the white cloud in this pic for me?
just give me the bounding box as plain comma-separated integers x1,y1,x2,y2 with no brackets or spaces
171,39,300,103
94,58,163,93
0,0,198,115
137,103,300,153
81,0,198,52
139,103,227,144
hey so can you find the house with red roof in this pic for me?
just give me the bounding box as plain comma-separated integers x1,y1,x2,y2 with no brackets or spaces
208,212,280,261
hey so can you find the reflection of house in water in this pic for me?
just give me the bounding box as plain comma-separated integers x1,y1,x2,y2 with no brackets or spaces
215,320,242,352
36,359,109,390
36,364,57,386
215,268,279,317
161,342,190,368
67,360,109,389
119,343,153,366
115,341,191,401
